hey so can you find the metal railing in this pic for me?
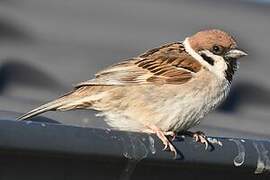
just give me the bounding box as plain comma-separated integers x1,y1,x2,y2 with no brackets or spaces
0,115,269,179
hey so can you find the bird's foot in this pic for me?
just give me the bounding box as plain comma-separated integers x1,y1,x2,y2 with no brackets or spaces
184,131,210,150
192,131,209,150
164,131,176,141
146,125,177,158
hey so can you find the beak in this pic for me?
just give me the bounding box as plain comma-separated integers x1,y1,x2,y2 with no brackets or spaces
225,49,248,59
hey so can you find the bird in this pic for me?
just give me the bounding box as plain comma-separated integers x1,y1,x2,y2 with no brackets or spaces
17,29,247,157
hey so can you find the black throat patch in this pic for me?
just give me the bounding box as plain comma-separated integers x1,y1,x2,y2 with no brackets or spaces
224,58,238,83
200,53,214,65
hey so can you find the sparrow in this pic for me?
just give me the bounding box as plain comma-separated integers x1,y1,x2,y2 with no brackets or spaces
17,29,247,157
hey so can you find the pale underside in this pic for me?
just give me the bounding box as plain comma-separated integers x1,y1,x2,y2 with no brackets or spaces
74,71,228,133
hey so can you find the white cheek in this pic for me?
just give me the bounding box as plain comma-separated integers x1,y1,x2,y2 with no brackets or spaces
199,50,228,78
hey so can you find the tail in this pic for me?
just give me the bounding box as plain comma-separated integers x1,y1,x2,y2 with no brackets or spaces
17,91,76,121
17,86,98,121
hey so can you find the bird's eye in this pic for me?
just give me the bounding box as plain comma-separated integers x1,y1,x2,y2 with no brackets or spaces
212,45,224,55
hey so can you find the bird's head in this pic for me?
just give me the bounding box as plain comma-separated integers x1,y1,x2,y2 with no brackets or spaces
184,29,247,82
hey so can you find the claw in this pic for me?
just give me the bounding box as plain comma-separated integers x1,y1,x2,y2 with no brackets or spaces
162,144,168,151
146,125,177,158
195,134,208,150
164,131,176,141
184,131,211,150
193,132,209,150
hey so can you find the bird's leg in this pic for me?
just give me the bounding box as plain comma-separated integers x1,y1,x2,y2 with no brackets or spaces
163,131,176,141
183,131,209,150
146,125,177,157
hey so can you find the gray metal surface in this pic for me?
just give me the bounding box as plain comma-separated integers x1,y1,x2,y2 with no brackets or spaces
0,111,270,179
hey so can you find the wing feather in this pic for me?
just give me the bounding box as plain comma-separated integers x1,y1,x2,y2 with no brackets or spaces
76,42,202,87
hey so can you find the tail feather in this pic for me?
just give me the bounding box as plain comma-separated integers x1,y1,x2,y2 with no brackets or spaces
17,99,66,121
17,86,99,121
17,91,78,121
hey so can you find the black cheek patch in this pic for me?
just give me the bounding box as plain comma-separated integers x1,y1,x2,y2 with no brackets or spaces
224,58,238,84
201,53,214,65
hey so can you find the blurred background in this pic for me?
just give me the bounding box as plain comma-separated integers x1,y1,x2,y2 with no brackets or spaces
0,0,269,140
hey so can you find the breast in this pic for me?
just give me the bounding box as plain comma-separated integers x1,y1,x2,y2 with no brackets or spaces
156,70,231,132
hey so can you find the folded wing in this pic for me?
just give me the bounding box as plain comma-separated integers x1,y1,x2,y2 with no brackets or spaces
76,42,202,87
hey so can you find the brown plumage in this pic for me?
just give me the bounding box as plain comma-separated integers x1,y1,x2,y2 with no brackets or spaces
77,42,201,86
189,29,237,52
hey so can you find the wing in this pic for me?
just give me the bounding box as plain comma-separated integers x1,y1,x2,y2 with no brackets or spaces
76,42,202,87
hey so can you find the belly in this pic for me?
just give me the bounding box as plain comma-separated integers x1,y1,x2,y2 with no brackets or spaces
95,73,230,133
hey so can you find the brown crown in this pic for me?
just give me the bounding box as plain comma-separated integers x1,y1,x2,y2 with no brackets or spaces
188,29,237,52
